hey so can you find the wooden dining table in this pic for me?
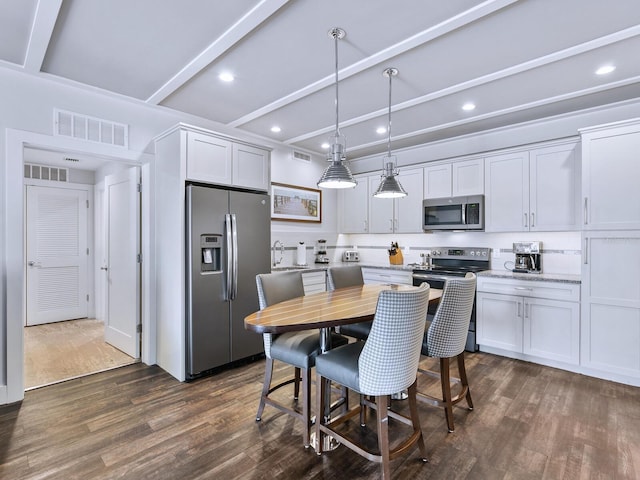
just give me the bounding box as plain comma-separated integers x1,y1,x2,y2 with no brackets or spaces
244,282,442,451
244,283,442,341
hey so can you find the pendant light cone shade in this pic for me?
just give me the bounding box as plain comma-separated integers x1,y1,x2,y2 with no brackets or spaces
374,67,407,198
318,28,357,189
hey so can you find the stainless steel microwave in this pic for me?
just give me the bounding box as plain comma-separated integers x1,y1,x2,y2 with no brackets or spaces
422,195,484,231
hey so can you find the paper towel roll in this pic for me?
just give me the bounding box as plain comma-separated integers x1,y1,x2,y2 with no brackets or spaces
296,243,306,265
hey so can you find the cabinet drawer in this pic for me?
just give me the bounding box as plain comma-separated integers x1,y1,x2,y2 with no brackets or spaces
302,271,326,294
477,277,580,302
362,268,412,285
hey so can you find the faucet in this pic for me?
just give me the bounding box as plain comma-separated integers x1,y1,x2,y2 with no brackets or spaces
272,240,284,267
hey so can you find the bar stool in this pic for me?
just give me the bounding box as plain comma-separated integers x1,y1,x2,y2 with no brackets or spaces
417,272,476,433
255,271,348,448
315,284,430,480
327,266,370,341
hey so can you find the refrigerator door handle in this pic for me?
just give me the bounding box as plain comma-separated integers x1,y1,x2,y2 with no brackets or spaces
231,213,239,300
225,214,233,301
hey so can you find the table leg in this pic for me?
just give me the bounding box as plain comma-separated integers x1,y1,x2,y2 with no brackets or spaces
310,327,340,452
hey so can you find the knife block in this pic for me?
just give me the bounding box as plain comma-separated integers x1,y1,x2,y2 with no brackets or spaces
389,249,404,265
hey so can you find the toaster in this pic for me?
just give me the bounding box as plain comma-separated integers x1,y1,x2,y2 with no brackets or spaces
342,250,360,262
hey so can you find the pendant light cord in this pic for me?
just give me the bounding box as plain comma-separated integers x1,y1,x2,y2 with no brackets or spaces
387,70,392,159
333,29,340,138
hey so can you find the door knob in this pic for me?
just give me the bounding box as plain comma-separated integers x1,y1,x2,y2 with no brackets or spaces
27,261,41,267
100,266,108,271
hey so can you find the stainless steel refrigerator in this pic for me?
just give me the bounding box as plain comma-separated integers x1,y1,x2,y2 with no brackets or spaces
186,183,270,380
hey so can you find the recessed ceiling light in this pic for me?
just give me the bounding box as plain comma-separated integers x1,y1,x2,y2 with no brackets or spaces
321,142,330,149
218,72,234,82
462,102,476,111
595,65,616,75
270,126,281,133
376,127,387,135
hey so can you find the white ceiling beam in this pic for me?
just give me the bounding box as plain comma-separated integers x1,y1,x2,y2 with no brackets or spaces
227,0,520,128
285,24,640,145
146,0,290,105
23,0,63,72
345,75,640,154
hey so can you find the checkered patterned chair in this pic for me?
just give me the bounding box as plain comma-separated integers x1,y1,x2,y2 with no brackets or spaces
327,266,371,341
255,271,348,448
418,272,476,433
314,284,430,480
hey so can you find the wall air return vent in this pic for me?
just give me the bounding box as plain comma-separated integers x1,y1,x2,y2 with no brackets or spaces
54,109,129,148
292,150,312,163
24,163,68,183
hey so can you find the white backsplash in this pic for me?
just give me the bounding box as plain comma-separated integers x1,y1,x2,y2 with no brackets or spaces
271,230,582,275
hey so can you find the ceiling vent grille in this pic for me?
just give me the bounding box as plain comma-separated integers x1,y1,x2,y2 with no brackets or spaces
292,150,312,163
54,109,129,148
24,163,68,183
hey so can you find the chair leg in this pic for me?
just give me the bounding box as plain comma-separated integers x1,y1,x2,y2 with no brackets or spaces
294,367,301,401
256,358,274,421
302,368,311,448
315,371,327,456
456,353,474,410
376,394,391,480
439,357,455,433
407,382,428,462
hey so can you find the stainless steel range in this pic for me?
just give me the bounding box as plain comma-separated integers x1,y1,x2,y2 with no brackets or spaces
411,247,490,352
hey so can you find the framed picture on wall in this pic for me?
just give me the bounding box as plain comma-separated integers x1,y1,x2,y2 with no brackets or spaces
270,183,322,223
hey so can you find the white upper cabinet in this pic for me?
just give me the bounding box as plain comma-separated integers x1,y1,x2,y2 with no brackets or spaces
424,163,452,198
581,120,640,230
368,167,424,234
339,174,370,233
186,130,269,191
484,141,579,232
452,158,484,196
424,158,484,199
484,150,529,232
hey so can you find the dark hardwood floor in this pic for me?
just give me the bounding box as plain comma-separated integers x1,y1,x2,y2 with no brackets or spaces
1,352,638,479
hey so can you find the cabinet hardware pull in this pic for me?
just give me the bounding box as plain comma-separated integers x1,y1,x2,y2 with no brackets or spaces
531,212,535,227
583,197,588,225
514,287,533,290
584,238,588,265
524,212,528,228
517,302,522,317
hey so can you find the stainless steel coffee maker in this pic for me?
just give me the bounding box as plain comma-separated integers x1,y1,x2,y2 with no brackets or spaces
513,241,542,274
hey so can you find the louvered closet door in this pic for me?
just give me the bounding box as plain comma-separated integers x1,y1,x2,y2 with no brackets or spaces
26,186,88,325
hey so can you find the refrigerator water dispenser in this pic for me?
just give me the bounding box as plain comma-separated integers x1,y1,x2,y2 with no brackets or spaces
200,234,222,272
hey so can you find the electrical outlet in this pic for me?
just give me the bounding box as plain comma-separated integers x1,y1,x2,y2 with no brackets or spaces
492,248,501,258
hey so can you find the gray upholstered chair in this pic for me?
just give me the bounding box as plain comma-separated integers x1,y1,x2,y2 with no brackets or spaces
327,266,371,341
255,271,348,448
418,272,476,433
314,284,430,480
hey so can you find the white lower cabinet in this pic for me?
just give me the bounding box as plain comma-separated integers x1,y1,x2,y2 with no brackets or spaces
361,268,412,285
302,271,327,295
581,231,640,380
477,277,580,366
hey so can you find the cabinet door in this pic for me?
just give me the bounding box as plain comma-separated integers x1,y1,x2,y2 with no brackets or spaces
362,268,412,285
424,163,452,199
529,143,579,231
369,175,395,233
339,175,369,233
394,167,424,233
232,143,269,191
186,131,233,185
582,126,640,230
484,151,529,232
524,298,579,365
302,271,327,295
452,158,484,196
476,292,523,352
581,232,640,377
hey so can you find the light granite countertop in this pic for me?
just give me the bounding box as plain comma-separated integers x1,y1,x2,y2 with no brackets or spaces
273,263,582,284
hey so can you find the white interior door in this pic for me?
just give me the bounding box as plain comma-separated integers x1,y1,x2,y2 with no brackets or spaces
104,167,141,358
26,185,88,326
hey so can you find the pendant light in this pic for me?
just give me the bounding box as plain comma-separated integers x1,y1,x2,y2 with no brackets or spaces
317,28,357,189
373,67,407,198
